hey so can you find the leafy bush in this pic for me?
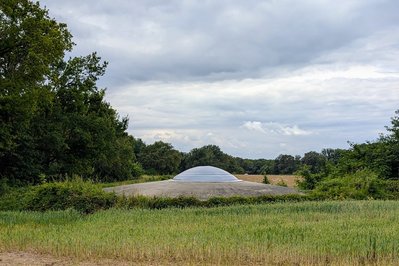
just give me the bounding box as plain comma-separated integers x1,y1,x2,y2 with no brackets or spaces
276,179,288,187
0,178,10,195
381,179,399,199
296,165,325,190
310,169,385,200
262,175,270,184
0,187,30,211
114,194,312,210
24,179,117,214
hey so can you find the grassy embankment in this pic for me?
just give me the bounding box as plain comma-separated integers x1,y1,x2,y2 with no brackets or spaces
1,200,398,265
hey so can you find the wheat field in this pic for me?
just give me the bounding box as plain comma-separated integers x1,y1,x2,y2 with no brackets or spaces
1,200,398,265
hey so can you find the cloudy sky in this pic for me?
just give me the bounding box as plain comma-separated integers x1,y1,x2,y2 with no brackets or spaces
40,0,399,158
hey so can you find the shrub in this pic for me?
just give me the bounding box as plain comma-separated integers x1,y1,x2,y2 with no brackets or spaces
296,165,324,190
262,175,270,184
381,179,399,199
276,179,288,187
0,178,10,195
24,179,117,214
310,169,385,200
0,187,30,211
113,194,312,210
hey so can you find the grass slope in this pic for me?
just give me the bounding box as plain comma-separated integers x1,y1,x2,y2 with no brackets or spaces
0,201,398,265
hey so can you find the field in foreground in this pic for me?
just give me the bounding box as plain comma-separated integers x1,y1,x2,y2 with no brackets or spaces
1,201,398,265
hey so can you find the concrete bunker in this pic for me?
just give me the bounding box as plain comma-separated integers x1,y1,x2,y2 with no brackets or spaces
104,166,300,200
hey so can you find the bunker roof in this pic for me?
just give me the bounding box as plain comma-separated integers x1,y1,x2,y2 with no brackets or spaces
173,166,240,182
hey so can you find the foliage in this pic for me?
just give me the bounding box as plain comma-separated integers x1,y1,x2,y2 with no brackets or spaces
262,175,270,184
297,110,399,191
296,165,325,190
0,179,117,213
0,0,72,183
137,141,182,175
301,151,326,174
273,154,301,174
235,158,274,174
181,145,244,173
0,1,139,184
116,194,309,210
0,186,30,211
321,148,345,164
276,179,288,187
310,169,386,200
24,179,117,214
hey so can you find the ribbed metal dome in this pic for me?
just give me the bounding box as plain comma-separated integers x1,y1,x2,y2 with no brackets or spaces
173,166,240,182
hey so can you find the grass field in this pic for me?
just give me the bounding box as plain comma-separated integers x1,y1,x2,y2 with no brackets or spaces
236,174,301,187
1,200,398,265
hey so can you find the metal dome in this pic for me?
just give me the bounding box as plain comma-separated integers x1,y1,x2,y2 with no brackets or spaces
173,166,240,182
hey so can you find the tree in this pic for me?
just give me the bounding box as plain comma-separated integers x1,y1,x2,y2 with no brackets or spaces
301,151,326,174
0,1,140,183
273,154,299,174
321,148,344,164
138,141,182,175
382,110,399,179
0,0,72,183
181,145,244,173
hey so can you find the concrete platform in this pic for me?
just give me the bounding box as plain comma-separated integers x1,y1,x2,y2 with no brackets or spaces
104,180,300,200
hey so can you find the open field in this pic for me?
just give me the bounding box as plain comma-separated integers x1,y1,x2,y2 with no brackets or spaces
1,200,399,265
236,174,301,187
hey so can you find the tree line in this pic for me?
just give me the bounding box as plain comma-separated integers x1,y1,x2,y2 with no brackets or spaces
133,140,344,177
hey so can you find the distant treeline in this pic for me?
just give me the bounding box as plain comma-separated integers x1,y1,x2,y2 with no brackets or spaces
1,1,398,200
133,140,345,176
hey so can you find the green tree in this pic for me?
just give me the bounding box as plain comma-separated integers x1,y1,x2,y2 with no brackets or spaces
0,1,140,183
301,151,326,174
0,0,72,183
321,148,345,165
273,154,299,174
138,141,182,175
181,145,244,173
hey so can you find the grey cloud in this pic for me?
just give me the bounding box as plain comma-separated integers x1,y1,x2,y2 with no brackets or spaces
41,0,399,85
37,0,399,158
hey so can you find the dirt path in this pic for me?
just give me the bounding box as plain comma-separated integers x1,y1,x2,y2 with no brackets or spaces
0,251,65,266
0,252,132,266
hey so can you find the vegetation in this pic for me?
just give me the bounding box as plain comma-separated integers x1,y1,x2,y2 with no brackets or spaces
137,141,182,175
1,2,399,264
0,0,141,185
262,175,270,184
1,0,399,204
276,179,288,187
0,179,310,213
1,201,398,265
180,145,244,173
295,111,399,198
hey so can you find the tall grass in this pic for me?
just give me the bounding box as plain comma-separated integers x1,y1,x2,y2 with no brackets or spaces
1,200,398,265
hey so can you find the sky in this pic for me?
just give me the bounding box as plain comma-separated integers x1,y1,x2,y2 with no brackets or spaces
40,0,399,159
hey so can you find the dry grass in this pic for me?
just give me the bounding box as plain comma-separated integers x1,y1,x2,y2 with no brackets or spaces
236,174,302,187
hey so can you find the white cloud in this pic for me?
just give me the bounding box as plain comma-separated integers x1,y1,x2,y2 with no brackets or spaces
242,122,313,136
241,121,266,133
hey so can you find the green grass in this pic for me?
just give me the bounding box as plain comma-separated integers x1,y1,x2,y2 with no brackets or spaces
1,200,398,265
